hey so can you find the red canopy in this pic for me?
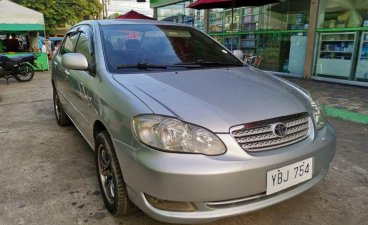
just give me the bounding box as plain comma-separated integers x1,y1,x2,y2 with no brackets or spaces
188,0,280,9
116,10,155,20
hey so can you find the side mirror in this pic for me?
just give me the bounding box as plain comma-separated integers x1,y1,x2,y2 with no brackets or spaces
232,50,244,60
62,53,88,70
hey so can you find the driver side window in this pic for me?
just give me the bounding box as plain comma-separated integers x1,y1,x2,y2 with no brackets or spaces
59,32,79,55
75,31,93,65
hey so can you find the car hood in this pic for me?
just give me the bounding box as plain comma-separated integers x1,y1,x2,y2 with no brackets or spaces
113,67,310,133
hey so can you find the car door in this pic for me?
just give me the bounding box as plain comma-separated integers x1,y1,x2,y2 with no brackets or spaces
65,25,95,144
53,30,80,115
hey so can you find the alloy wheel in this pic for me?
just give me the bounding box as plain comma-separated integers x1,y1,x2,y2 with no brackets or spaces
54,92,61,121
98,144,115,204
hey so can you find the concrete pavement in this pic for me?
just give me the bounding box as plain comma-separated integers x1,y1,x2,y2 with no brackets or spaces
0,72,367,225
285,77,368,124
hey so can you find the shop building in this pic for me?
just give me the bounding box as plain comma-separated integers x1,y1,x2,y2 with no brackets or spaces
150,0,368,86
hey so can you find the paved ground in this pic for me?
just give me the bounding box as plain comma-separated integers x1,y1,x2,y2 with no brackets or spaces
285,77,368,115
0,72,367,225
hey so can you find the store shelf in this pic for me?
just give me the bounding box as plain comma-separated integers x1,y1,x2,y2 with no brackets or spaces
209,29,307,36
319,58,352,60
317,27,368,32
210,22,223,26
242,14,259,16
317,32,358,78
316,58,352,77
321,40,354,42
355,60,368,79
320,51,353,53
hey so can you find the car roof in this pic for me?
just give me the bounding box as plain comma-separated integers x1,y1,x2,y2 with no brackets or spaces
77,19,190,28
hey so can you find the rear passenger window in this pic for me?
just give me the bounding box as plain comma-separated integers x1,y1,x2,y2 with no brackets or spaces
60,33,79,55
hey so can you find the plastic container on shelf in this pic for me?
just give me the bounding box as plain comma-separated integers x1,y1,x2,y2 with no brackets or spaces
348,43,354,51
296,14,304,25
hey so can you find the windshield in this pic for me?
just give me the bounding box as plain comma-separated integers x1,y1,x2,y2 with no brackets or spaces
100,24,244,73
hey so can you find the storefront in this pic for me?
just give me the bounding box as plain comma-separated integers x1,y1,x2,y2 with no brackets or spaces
150,0,368,86
315,0,368,83
155,0,205,32
207,3,311,74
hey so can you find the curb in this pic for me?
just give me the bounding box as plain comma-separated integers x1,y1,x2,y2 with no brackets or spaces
324,106,368,124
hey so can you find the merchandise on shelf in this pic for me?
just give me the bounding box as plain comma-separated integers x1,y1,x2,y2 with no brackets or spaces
316,32,357,78
224,9,240,32
257,34,290,72
355,32,368,80
224,36,239,50
319,33,355,60
209,10,224,33
240,34,257,55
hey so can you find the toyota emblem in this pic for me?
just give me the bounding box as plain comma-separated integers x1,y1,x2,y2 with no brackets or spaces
272,123,288,137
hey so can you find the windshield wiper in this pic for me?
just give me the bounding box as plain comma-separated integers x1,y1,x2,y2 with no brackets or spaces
175,60,244,67
116,62,202,70
116,63,167,70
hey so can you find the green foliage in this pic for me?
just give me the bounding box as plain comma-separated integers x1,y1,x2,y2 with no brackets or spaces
108,12,121,19
12,0,103,34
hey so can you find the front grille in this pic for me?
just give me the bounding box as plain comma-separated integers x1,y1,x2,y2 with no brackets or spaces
230,113,311,152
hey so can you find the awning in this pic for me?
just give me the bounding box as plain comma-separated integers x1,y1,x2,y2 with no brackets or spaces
116,10,155,20
0,0,44,25
0,23,44,31
0,0,45,32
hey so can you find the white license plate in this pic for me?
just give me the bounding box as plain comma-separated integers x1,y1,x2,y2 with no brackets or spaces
266,157,313,195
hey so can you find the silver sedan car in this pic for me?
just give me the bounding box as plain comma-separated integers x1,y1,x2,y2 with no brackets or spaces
51,20,336,224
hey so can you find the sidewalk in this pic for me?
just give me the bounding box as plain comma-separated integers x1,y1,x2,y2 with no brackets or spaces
285,77,368,124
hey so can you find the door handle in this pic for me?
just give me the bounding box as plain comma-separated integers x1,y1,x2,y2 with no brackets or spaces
53,62,58,65
65,70,70,75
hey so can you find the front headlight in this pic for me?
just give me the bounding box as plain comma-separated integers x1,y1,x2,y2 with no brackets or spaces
309,97,326,130
132,115,226,155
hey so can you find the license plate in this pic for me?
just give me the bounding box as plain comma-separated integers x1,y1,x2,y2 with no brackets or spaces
266,157,313,195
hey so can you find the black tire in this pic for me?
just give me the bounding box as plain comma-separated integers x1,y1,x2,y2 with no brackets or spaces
15,64,34,82
95,131,136,216
53,87,71,126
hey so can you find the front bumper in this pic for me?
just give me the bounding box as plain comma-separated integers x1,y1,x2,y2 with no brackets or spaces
114,123,336,224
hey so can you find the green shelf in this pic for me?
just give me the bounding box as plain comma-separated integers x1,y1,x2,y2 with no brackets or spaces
209,29,307,36
320,51,353,53
317,27,368,32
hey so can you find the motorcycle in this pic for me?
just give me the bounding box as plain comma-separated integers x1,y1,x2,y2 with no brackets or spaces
0,53,36,85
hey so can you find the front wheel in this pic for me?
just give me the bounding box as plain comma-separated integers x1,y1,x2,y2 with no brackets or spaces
95,131,136,216
15,64,34,82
